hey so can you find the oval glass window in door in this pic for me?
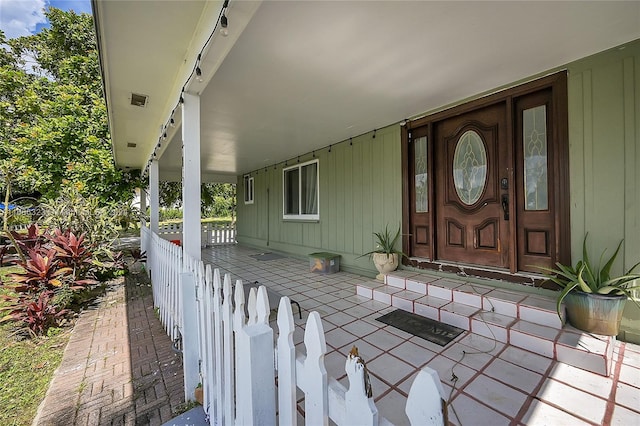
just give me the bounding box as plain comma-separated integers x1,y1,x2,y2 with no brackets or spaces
453,130,487,205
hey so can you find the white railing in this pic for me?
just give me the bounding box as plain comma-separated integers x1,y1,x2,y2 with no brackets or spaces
147,230,446,425
141,225,150,262
202,222,236,246
157,221,236,246
149,231,183,344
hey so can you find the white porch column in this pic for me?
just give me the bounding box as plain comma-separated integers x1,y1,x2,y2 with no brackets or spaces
149,160,160,234
182,92,201,260
139,187,147,228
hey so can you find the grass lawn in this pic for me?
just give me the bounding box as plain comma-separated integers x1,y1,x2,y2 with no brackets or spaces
0,266,71,426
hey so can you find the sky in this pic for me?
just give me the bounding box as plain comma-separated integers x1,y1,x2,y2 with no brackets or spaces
0,0,92,39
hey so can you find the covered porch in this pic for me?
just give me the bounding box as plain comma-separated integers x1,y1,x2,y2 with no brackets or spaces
93,1,640,284
154,236,639,425
93,0,640,423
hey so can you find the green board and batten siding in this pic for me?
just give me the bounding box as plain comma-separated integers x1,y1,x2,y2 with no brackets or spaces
568,41,640,275
567,40,640,341
236,39,640,338
237,125,402,276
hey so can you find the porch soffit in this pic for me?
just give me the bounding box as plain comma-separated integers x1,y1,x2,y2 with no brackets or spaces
96,1,640,181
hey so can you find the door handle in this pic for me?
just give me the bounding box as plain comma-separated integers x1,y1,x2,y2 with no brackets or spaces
501,194,509,221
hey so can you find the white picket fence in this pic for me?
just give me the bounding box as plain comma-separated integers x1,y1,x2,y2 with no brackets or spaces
145,229,447,425
147,229,183,345
157,221,236,246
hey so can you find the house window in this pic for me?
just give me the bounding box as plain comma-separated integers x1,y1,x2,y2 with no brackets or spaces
283,160,319,220
243,175,254,204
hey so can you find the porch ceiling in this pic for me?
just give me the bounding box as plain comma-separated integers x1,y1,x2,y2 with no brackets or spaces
95,1,640,181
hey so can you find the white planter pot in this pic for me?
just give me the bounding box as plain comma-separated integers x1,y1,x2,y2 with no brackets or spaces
372,252,399,281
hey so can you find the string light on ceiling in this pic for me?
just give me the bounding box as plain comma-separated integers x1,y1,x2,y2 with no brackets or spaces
140,0,412,182
195,54,203,82
142,0,231,179
220,13,229,36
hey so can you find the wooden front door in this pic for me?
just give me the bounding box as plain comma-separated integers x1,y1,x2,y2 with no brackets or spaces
404,72,570,275
434,102,509,268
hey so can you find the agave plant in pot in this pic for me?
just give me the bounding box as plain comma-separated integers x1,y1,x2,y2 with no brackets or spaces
540,234,640,336
361,225,407,281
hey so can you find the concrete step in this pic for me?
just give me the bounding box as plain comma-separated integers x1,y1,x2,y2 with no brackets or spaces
356,271,615,376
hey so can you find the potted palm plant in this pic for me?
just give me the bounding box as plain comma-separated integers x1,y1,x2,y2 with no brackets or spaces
361,225,407,281
540,234,640,336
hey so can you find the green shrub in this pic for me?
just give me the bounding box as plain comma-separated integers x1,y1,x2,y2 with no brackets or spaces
114,203,143,230
160,208,183,221
39,187,119,254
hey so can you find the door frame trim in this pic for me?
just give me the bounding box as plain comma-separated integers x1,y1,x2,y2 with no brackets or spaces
401,71,570,283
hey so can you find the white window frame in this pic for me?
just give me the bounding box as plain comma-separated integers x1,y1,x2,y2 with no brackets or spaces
243,175,254,204
282,159,319,221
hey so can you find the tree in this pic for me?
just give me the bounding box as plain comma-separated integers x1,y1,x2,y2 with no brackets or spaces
0,8,139,206
159,181,236,218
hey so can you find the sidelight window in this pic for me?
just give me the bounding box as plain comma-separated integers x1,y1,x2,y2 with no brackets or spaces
414,136,428,213
523,105,548,210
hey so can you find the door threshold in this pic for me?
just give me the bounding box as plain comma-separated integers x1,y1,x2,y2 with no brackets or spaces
405,257,553,289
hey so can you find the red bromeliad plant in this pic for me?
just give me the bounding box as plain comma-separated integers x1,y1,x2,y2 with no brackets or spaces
9,248,72,293
1,235,96,335
10,248,97,294
0,291,68,335
50,229,97,283
10,223,47,254
0,224,114,335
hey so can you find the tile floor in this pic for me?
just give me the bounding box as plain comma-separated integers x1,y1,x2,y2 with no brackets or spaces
201,245,640,426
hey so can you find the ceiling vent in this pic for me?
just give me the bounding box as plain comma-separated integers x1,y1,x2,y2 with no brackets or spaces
130,93,148,107
127,142,137,148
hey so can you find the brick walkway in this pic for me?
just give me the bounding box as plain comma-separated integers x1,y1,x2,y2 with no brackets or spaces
33,273,184,425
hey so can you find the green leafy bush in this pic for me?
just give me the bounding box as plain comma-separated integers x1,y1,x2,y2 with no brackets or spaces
115,203,143,230
160,207,183,221
39,187,119,254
